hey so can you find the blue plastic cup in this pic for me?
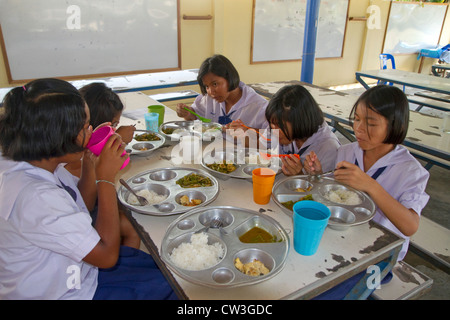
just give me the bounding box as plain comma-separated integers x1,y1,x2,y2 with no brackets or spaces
293,200,331,256
145,112,159,132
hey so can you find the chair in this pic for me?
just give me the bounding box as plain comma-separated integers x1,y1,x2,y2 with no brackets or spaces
378,53,405,91
379,53,396,70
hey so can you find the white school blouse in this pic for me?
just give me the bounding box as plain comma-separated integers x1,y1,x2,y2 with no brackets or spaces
335,143,430,261
0,158,100,300
191,81,269,129
279,122,340,173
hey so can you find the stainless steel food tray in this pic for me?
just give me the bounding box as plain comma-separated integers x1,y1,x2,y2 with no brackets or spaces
201,147,282,180
159,120,222,145
125,130,165,156
118,167,219,216
161,206,290,288
272,176,376,230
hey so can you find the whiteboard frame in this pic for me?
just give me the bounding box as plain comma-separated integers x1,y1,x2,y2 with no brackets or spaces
0,0,182,84
250,0,349,64
382,1,448,56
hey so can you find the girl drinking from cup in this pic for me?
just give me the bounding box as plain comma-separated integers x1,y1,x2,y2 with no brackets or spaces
0,79,176,299
305,85,430,261
66,82,140,249
264,84,340,176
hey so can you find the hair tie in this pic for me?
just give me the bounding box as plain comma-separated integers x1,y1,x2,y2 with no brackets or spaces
22,85,26,91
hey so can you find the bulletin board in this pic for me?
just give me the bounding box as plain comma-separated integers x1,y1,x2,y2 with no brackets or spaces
383,2,448,54
251,0,349,63
0,0,180,83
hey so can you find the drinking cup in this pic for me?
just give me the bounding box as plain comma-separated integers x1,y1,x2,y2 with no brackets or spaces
148,105,165,127
145,112,159,132
86,126,129,170
292,200,331,256
252,168,276,205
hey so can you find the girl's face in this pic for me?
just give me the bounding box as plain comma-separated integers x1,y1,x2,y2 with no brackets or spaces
270,121,292,146
353,103,389,152
201,73,230,103
111,111,122,129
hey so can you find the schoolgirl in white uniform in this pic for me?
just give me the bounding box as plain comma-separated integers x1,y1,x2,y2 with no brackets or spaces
177,54,268,130
264,84,340,176
305,85,430,261
0,79,176,300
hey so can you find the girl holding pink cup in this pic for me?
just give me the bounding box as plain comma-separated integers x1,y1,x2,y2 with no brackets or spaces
86,125,130,170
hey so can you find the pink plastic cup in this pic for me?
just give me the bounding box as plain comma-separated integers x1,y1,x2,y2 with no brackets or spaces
86,126,129,170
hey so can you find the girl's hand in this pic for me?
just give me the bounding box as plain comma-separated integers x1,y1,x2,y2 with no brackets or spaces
176,103,196,120
81,149,97,171
333,161,374,193
280,154,303,176
226,119,247,131
304,151,322,175
115,125,136,144
95,133,128,181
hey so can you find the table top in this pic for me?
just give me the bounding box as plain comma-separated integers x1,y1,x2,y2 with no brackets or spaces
0,69,199,102
249,81,450,162
432,64,450,71
71,69,199,93
115,92,404,300
355,69,450,95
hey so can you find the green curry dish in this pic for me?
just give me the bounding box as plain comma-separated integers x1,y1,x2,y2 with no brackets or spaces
176,173,213,188
134,132,161,141
281,194,313,210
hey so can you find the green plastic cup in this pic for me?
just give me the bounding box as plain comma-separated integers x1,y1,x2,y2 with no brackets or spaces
148,105,165,126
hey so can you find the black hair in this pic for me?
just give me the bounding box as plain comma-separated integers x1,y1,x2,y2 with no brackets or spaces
265,84,324,141
197,54,240,95
0,78,86,161
79,82,123,128
349,85,409,145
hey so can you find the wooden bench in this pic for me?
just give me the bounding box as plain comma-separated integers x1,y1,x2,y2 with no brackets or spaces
408,95,450,112
370,261,433,300
410,216,450,274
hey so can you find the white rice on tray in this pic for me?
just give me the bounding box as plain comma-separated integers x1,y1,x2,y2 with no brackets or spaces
325,189,361,205
127,189,168,205
169,232,224,271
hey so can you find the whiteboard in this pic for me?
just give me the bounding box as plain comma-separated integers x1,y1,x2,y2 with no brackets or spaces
0,0,180,82
251,0,349,63
383,2,448,54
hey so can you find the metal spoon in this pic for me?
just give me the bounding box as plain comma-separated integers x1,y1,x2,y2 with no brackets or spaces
119,179,149,206
183,107,212,123
309,167,345,181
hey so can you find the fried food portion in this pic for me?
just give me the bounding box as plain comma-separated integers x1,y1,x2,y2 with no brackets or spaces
234,257,270,277
206,161,237,174
180,195,202,206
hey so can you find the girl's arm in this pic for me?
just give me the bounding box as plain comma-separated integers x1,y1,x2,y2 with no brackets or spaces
334,161,419,236
77,151,97,211
83,134,128,268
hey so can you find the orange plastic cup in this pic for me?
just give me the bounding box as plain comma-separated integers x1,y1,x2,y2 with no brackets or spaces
252,168,276,205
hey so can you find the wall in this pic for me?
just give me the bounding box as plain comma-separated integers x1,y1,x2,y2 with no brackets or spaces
1,0,449,89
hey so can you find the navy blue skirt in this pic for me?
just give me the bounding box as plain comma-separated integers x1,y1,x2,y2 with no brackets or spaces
93,246,178,300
